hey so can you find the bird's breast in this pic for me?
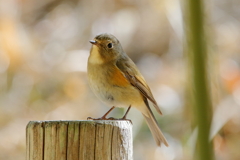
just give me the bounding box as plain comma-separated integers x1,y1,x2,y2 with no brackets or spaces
87,63,143,107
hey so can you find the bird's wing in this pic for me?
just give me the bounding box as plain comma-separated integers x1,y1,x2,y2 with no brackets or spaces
116,57,163,115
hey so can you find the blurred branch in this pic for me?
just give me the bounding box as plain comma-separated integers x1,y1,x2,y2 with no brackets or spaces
185,0,214,159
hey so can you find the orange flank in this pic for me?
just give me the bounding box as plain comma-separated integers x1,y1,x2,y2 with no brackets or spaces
110,67,129,87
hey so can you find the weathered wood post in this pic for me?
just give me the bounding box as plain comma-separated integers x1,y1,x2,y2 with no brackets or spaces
26,120,133,160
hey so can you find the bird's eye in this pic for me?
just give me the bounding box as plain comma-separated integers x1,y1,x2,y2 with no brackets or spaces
107,43,113,48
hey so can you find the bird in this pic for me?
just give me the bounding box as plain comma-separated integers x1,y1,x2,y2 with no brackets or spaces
87,33,168,147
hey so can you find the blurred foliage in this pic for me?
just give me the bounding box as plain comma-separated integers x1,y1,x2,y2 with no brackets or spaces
0,0,240,160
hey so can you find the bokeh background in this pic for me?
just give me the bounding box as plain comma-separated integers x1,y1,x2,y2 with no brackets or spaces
0,0,240,160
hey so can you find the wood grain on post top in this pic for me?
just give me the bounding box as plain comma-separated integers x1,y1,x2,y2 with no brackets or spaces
26,120,133,160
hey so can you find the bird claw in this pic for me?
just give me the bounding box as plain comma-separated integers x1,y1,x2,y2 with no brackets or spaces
107,117,118,120
87,117,108,120
87,116,132,124
108,117,132,124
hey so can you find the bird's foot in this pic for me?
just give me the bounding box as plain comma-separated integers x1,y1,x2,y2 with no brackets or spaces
87,116,132,124
87,115,118,120
87,105,132,124
108,117,132,124
87,116,109,120
87,106,116,120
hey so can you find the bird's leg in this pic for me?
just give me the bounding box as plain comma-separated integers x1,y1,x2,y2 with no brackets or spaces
122,105,132,119
108,105,132,123
87,106,115,120
100,106,116,119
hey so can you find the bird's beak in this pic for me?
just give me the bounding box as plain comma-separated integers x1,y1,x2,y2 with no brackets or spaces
89,40,97,45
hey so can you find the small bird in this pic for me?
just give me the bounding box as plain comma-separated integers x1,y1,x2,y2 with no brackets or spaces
87,33,168,147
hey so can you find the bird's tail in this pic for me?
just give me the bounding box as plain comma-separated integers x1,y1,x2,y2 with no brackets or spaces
142,99,169,147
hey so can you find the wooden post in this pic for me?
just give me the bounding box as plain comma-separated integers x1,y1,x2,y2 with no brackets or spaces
26,120,133,160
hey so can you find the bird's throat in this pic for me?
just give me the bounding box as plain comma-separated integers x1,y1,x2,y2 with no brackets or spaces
88,45,104,64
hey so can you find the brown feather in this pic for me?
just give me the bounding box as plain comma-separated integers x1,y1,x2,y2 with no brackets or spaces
116,58,163,115
143,97,169,146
